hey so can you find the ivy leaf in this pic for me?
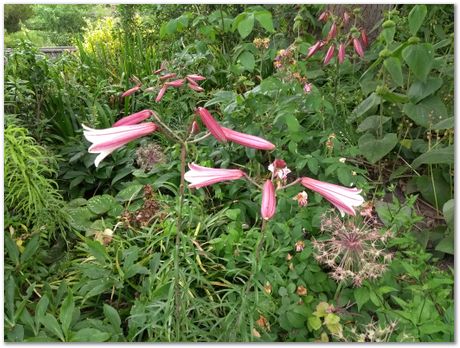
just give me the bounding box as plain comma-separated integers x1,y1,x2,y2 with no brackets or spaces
358,133,398,164
402,43,434,81
238,51,255,71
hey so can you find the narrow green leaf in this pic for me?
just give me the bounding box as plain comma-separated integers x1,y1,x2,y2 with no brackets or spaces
41,314,64,341
408,5,427,35
20,234,40,264
59,291,74,336
411,145,454,168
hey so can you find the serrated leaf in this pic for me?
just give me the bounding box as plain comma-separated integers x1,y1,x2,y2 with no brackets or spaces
20,234,40,264
86,239,108,263
358,133,398,163
103,304,122,334
41,314,64,341
115,184,143,202
308,316,322,331
408,5,427,35
87,195,116,215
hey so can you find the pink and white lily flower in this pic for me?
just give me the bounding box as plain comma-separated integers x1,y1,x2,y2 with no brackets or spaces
221,127,275,151
293,191,308,207
82,122,157,167
300,177,364,216
261,180,276,220
184,163,245,188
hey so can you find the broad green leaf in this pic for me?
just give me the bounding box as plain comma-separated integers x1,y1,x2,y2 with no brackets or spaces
225,208,240,220
285,114,300,133
408,5,427,35
255,10,274,32
403,96,447,128
86,239,108,263
381,27,395,44
307,316,322,331
35,295,49,329
358,133,398,163
70,328,110,342
357,115,391,133
115,184,143,202
379,90,409,103
411,145,454,168
435,234,454,255
432,117,454,130
350,93,381,121
313,302,330,318
103,304,122,334
238,51,255,71
354,287,370,311
59,291,74,336
237,13,254,39
402,43,434,81
41,314,64,341
286,311,305,328
407,77,443,103
414,172,451,208
87,195,116,215
443,199,454,227
384,57,404,86
20,234,40,264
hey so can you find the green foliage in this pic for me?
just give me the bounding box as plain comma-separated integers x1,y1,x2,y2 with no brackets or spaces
4,4,34,33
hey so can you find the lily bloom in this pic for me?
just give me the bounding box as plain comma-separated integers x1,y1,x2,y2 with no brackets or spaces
323,44,335,65
189,120,200,135
268,159,291,180
159,73,177,80
338,43,346,64
155,85,168,102
121,85,141,97
300,177,364,216
293,191,308,207
184,163,245,188
261,180,276,220
113,109,153,127
196,107,227,142
83,122,157,167
353,38,364,58
327,22,337,41
221,127,275,150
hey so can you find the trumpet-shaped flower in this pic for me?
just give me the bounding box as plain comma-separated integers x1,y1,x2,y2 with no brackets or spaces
196,107,227,142
121,85,141,97
184,163,245,188
261,180,276,220
300,177,364,216
83,122,158,167
221,127,275,150
113,109,153,127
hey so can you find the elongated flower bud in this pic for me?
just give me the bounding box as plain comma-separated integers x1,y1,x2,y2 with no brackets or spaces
188,83,204,92
186,74,206,81
155,85,168,102
353,38,364,58
261,180,276,220
121,85,141,97
323,44,335,65
159,73,177,80
221,127,275,150
165,79,185,88
196,107,227,142
318,11,329,22
113,109,153,127
307,40,323,59
361,29,368,47
338,43,346,64
327,22,337,41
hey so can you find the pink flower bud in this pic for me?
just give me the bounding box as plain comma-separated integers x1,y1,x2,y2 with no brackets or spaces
306,41,323,59
303,83,312,93
361,29,368,47
261,180,276,220
318,11,329,22
323,44,335,65
338,43,346,64
196,107,227,143
159,73,177,81
188,83,204,92
155,85,168,103
343,11,350,25
153,67,165,75
184,163,245,188
121,85,141,97
186,74,206,81
189,121,200,135
353,38,364,58
164,79,185,88
113,109,153,127
327,22,337,41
